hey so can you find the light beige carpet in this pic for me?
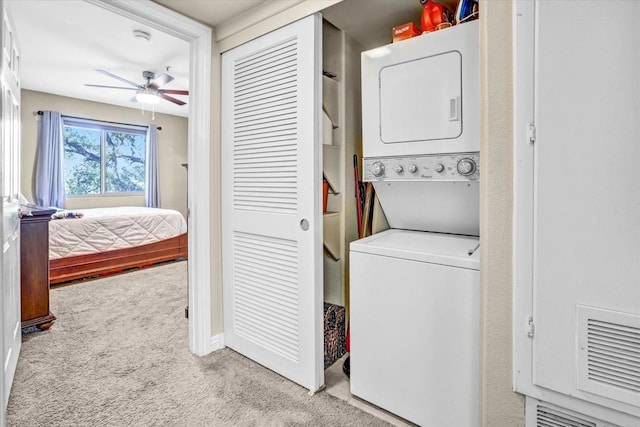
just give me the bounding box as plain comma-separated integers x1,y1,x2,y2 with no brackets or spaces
7,261,389,426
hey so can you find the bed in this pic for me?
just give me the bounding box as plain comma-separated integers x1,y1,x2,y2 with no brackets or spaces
48,206,188,285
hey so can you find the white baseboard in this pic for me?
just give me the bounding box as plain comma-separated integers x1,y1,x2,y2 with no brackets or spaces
210,333,225,352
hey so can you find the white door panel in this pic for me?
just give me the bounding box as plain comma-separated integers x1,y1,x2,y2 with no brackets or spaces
222,14,323,392
533,0,640,415
1,4,20,415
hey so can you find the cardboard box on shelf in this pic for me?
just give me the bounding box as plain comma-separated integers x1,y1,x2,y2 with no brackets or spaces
392,22,421,43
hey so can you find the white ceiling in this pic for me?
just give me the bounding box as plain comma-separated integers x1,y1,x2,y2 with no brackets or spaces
6,0,439,118
6,1,211,118
154,0,428,52
152,0,265,28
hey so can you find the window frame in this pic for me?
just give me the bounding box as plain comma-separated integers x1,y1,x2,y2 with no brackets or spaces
61,116,148,198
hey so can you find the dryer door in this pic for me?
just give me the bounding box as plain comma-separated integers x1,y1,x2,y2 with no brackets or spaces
380,51,462,143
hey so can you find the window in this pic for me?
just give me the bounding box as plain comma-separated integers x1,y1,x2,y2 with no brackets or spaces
62,117,147,196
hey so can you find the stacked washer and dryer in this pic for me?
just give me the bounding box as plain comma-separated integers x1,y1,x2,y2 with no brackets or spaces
349,21,480,426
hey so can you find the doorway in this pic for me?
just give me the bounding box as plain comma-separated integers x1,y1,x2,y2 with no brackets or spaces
6,0,212,355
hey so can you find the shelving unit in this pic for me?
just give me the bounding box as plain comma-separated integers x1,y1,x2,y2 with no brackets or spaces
322,19,343,306
322,19,362,308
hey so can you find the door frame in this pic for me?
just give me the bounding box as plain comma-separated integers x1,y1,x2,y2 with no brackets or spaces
512,0,535,396
86,0,213,355
1,2,6,423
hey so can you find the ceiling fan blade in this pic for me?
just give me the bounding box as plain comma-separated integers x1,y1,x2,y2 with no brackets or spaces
160,93,186,106
148,73,174,90
96,69,142,88
159,89,189,95
85,84,138,90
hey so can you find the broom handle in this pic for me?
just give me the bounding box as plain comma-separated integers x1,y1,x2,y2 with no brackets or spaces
353,155,363,238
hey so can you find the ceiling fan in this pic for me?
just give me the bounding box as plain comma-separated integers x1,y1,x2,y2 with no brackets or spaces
85,69,189,106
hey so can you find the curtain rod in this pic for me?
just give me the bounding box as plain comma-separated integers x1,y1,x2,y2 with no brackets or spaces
36,111,162,131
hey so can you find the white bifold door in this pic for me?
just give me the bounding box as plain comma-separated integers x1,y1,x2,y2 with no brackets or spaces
1,5,21,415
221,14,323,392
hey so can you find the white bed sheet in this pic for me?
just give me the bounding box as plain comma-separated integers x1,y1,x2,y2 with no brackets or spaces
49,206,187,259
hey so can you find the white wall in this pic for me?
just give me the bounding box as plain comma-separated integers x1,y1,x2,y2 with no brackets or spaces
21,89,188,218
210,38,223,335
215,0,341,51
479,0,525,425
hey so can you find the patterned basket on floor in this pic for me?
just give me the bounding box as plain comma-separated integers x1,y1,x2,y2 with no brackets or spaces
324,302,346,369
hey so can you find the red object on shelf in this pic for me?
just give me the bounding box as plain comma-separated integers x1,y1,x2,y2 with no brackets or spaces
323,179,329,213
345,319,350,352
420,0,455,33
392,22,421,43
353,155,363,237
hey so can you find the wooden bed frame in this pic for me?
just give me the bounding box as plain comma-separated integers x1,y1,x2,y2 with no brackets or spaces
49,233,188,285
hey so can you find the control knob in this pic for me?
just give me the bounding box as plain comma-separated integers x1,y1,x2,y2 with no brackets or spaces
408,164,418,173
456,158,477,176
434,163,445,173
371,161,385,177
394,165,404,174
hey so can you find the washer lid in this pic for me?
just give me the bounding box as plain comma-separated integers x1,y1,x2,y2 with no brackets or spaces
350,229,479,270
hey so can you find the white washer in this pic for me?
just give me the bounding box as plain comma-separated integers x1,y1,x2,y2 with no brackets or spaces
350,229,479,427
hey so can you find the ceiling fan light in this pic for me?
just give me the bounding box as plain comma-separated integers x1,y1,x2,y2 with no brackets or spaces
136,91,160,104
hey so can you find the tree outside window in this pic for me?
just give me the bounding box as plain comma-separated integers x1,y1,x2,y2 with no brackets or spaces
62,118,147,196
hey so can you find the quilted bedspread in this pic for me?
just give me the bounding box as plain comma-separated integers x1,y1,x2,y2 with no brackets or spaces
49,206,187,259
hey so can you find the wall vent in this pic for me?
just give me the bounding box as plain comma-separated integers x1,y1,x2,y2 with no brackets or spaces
577,306,640,406
537,405,596,427
587,319,640,392
526,397,625,427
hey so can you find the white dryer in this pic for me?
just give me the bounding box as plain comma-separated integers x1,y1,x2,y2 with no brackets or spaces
361,20,479,157
360,20,480,236
350,229,479,427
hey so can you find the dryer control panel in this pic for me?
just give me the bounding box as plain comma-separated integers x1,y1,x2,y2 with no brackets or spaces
363,153,480,182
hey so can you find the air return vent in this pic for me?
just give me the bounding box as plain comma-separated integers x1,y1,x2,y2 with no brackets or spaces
526,397,624,427
536,405,596,427
577,305,640,406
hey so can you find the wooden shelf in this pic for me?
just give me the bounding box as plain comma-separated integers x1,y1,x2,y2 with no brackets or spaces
323,212,341,261
323,145,341,194
323,75,340,128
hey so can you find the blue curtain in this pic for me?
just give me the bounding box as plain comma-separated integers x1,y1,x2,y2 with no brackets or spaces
145,125,160,207
34,111,65,208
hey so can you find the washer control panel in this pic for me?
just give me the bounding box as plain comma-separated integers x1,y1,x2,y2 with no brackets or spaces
363,153,480,182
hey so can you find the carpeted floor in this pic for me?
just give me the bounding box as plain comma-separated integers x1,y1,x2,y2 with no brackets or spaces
7,261,390,426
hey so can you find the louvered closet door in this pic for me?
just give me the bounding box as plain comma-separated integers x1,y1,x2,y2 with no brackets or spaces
221,14,323,392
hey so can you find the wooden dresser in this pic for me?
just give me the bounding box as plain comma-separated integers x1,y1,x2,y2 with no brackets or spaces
20,205,57,330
